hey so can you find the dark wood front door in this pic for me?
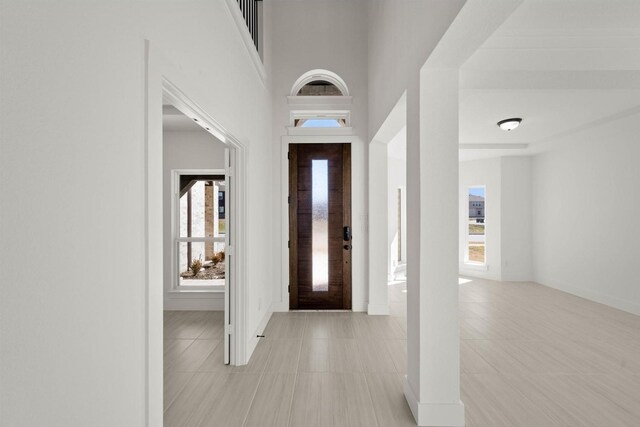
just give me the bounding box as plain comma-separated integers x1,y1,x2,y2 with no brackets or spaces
289,143,352,310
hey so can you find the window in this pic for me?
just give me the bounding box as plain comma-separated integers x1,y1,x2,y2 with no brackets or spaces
297,80,343,96
295,118,346,128
174,173,226,289
218,190,226,222
467,186,486,264
291,111,350,129
291,70,350,97
312,160,329,291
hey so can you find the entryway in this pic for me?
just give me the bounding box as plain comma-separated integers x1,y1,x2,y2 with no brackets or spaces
149,78,250,425
288,143,352,310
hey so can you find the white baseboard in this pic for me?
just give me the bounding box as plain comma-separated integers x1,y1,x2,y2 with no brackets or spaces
459,263,501,282
403,376,465,427
243,304,273,365
538,279,640,316
270,300,367,313
271,300,289,312
352,301,367,312
367,303,390,315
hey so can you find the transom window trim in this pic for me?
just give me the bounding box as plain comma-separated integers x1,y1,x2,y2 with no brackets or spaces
290,110,350,128
297,119,345,128
290,69,350,97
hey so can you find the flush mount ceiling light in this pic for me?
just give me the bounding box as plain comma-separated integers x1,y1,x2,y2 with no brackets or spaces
497,118,522,131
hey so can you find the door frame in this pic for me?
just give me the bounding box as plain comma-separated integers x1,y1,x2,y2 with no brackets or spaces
145,73,248,424
161,79,247,363
280,135,357,311
288,143,352,310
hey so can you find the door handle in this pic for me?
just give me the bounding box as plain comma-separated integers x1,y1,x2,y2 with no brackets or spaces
343,226,352,241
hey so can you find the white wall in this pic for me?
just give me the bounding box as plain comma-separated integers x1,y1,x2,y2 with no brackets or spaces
0,2,272,426
270,0,370,311
532,113,640,314
459,155,534,282
367,0,465,138
460,116,640,314
501,156,533,281
162,130,226,310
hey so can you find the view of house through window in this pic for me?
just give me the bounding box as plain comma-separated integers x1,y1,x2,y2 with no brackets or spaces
177,177,226,286
467,186,485,264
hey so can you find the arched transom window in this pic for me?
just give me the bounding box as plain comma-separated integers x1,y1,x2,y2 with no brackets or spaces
297,81,343,96
290,69,350,97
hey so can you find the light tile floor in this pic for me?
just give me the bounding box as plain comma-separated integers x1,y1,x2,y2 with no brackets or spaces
164,277,640,426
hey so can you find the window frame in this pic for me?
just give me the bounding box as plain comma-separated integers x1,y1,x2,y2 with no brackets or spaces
170,169,226,293
290,110,351,128
465,185,487,266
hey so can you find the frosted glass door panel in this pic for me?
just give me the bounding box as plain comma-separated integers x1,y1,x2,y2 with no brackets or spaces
312,160,329,291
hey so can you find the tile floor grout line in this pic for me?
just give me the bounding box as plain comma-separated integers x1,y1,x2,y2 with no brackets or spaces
192,339,223,374
162,369,196,415
164,280,640,427
239,351,270,427
239,329,277,427
464,339,511,375
286,313,307,427
163,338,197,372
187,371,232,427
362,371,383,427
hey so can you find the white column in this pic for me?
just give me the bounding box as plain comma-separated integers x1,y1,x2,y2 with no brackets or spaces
368,140,389,315
404,68,464,426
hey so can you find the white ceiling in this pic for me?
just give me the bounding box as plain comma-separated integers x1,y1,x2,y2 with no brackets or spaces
163,105,206,132
459,0,640,161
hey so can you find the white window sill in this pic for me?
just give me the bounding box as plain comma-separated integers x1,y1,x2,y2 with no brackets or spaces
169,285,225,294
462,262,488,272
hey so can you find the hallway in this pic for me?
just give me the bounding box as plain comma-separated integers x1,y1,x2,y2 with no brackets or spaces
164,278,640,427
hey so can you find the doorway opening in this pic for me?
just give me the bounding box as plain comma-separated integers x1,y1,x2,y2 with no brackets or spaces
150,80,248,425
386,125,407,318
162,100,232,366
159,84,247,421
